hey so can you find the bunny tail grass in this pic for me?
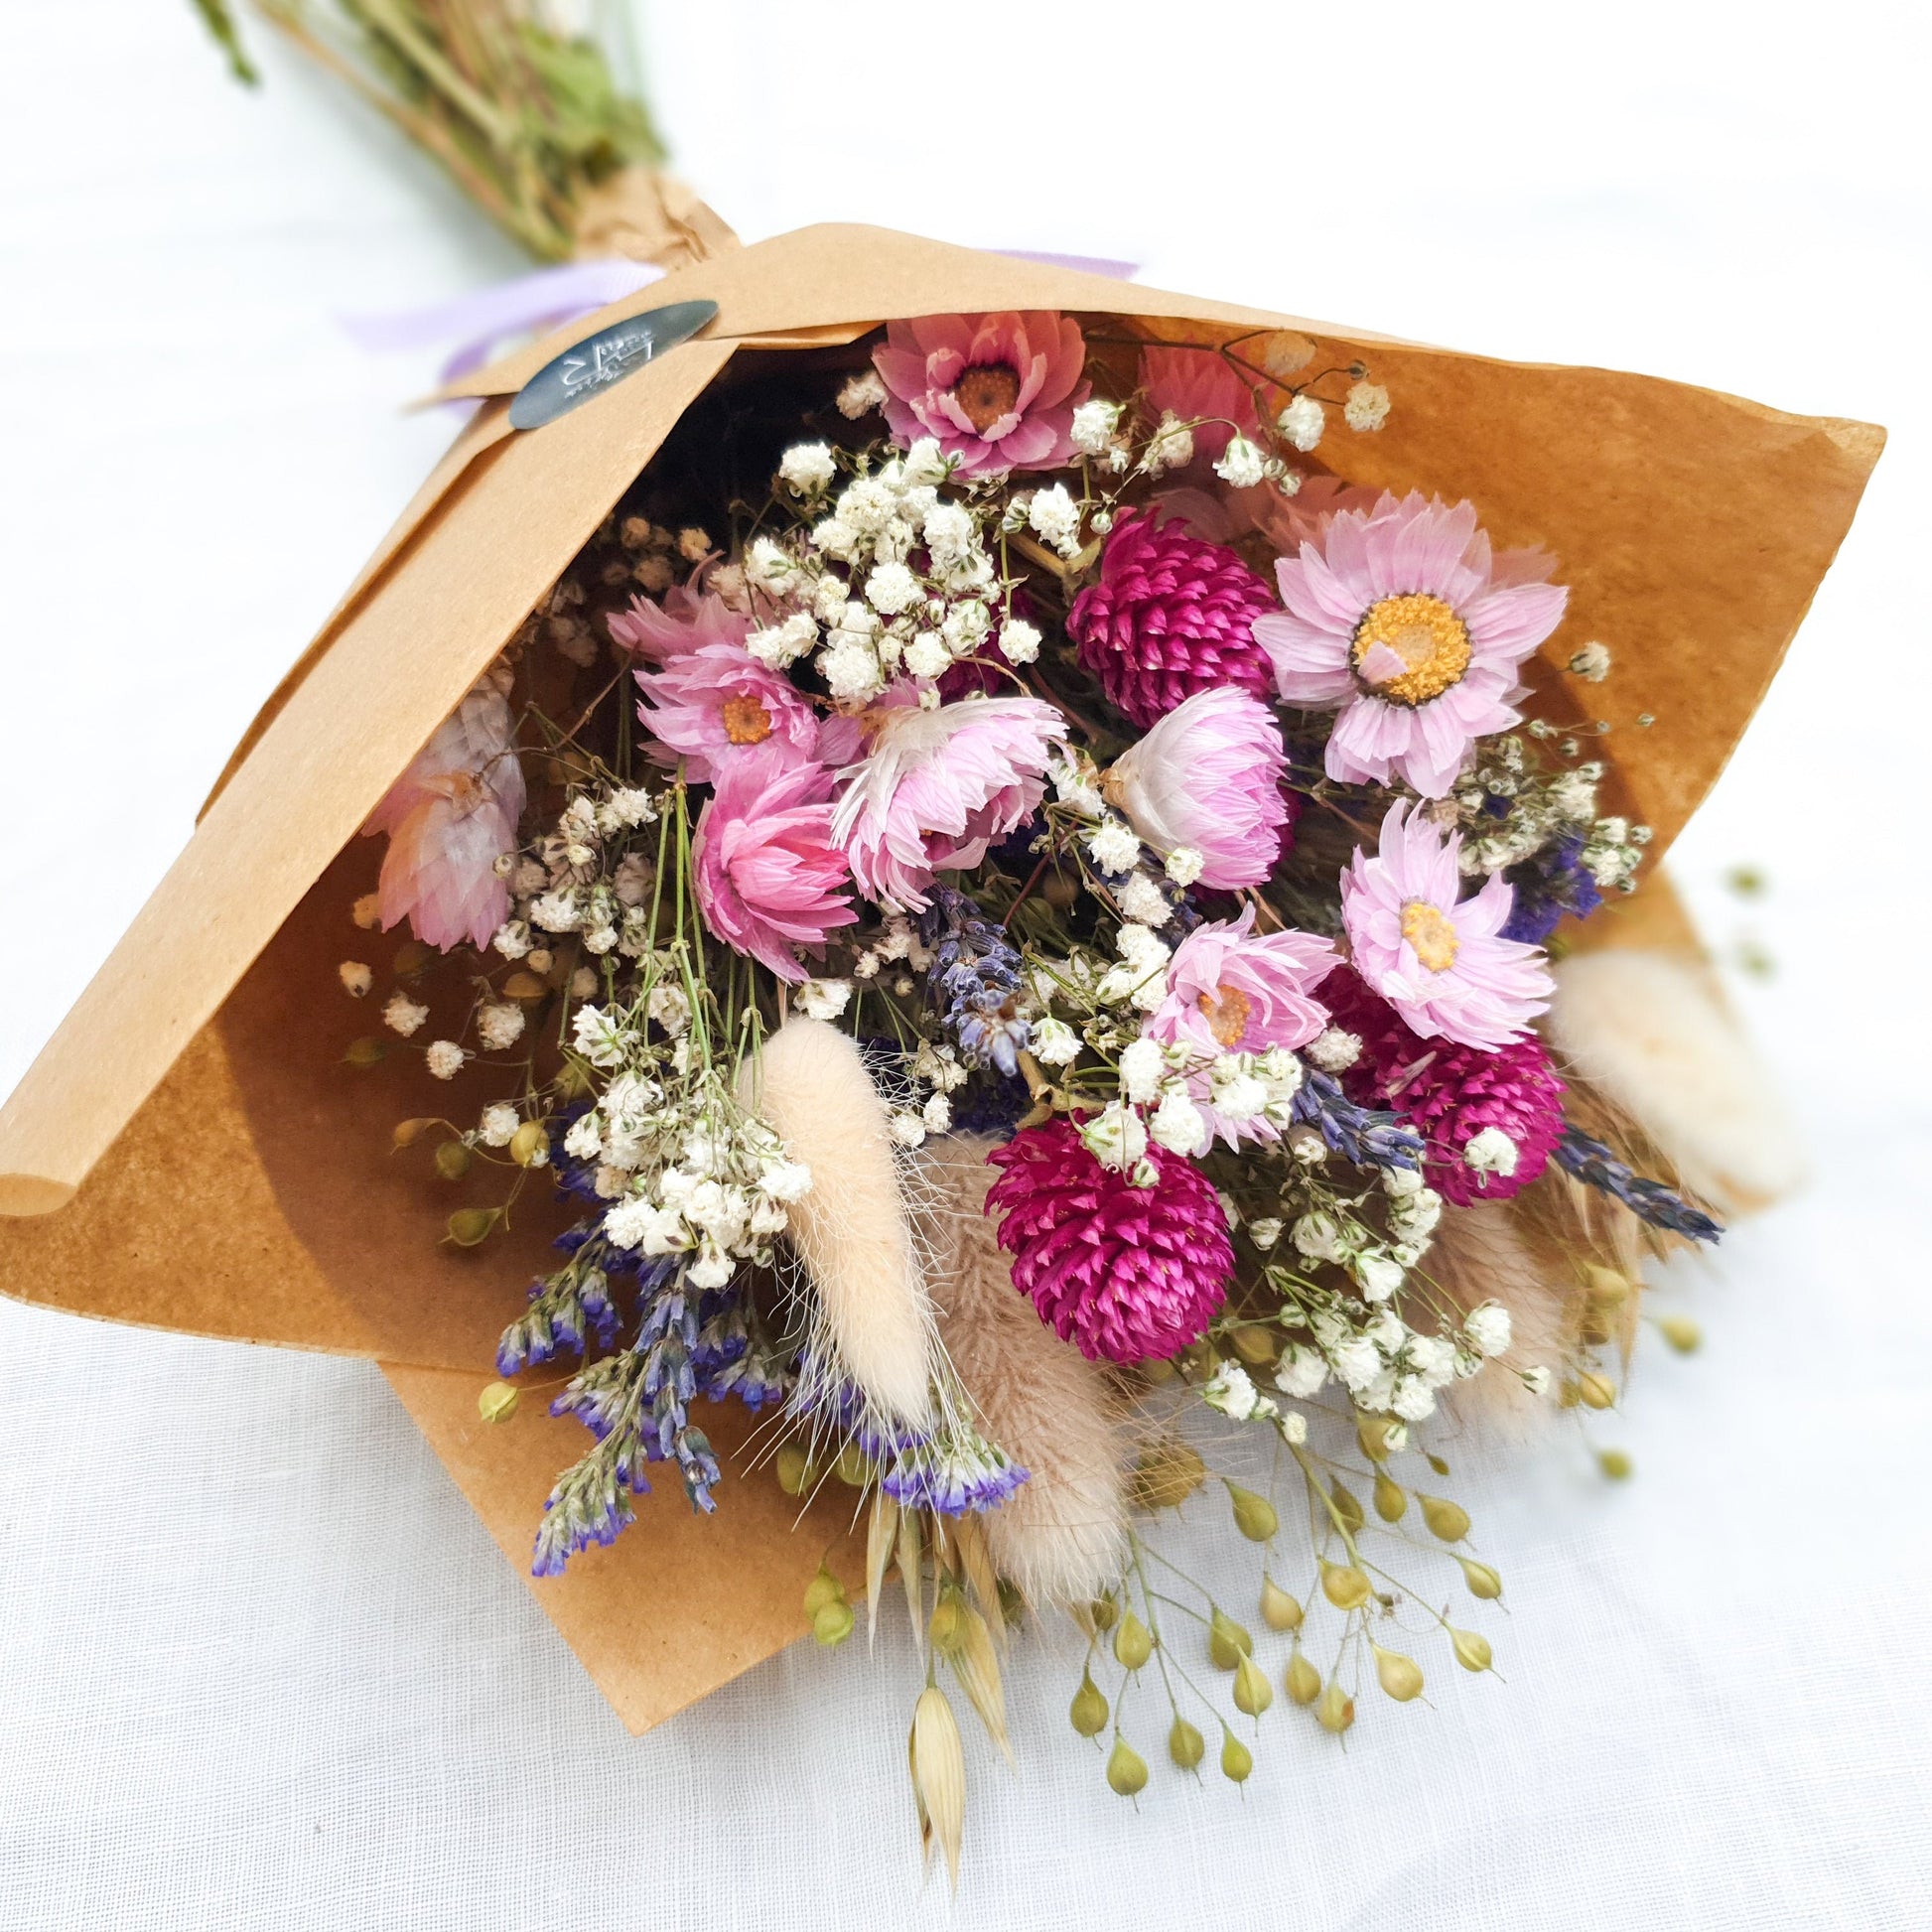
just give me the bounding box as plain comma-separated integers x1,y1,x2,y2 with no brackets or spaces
918,1134,1130,1607
738,1018,934,1431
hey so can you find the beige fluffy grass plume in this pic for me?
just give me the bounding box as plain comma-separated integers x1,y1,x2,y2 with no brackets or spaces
1547,949,1804,1214
737,1019,933,1430
917,1134,1130,1607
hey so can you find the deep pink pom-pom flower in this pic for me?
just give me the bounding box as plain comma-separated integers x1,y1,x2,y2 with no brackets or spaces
871,311,1089,478
984,1120,1234,1364
1067,511,1278,727
1322,970,1566,1204
692,749,857,981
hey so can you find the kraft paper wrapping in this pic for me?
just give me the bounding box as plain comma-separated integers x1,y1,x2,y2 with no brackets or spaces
0,221,1882,1730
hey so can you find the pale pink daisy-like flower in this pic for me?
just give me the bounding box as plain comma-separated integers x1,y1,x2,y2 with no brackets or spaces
1138,345,1258,466
1147,905,1338,1059
1253,490,1569,797
692,749,857,982
871,312,1089,479
607,582,749,664
363,666,525,951
634,643,820,782
1340,801,1554,1051
1102,687,1290,892
831,693,1065,908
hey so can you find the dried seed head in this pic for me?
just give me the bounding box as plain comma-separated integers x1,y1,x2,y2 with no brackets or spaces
774,1444,811,1495
1208,1608,1254,1670
1169,1715,1206,1768
1319,1559,1372,1611
1315,1681,1355,1734
1260,1577,1304,1632
509,1120,548,1167
1132,1441,1207,1510
445,1206,500,1247
929,1591,970,1658
1106,1736,1150,1798
1657,1314,1703,1354
1230,1323,1279,1367
1597,1449,1634,1481
812,1598,855,1647
1070,1667,1110,1737
1219,1725,1255,1783
1576,1370,1617,1411
1356,1415,1399,1462
1373,1473,1408,1523
835,1442,871,1486
433,1140,472,1181
345,1036,387,1069
1449,1626,1493,1673
1420,1494,1471,1542
477,1380,518,1424
909,1686,967,1890
1373,1644,1425,1702
1286,1649,1321,1706
1233,1652,1274,1717
802,1563,845,1619
1330,1482,1365,1534
392,1117,434,1150
1228,1483,1279,1542
1113,1611,1155,1671
1583,1264,1632,1311
1458,1557,1504,1600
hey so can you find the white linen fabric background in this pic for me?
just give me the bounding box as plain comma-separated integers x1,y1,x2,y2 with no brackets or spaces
1,2,1927,1925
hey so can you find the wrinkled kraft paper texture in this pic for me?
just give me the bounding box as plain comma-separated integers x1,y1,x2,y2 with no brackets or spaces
0,223,1883,1733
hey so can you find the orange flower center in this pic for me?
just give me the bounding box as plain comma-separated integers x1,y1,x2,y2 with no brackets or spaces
1401,900,1460,974
1197,982,1253,1047
951,362,1022,435
721,693,775,745
1350,592,1472,706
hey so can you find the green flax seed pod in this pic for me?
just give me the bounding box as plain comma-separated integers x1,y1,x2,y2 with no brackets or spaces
554,1058,593,1100
433,1140,473,1181
1228,1483,1279,1542
1168,1715,1206,1769
1419,1494,1471,1542
835,1442,870,1487
391,941,434,980
1372,1644,1425,1702
1576,1371,1616,1411
1329,1482,1365,1534
1132,1442,1207,1510
1208,1609,1253,1670
1230,1323,1279,1368
445,1206,500,1247
1070,1668,1109,1737
1219,1725,1254,1783
1583,1264,1632,1311
1449,1627,1494,1673
1232,1652,1274,1718
477,1381,519,1424
928,1592,969,1658
1657,1313,1703,1354
1285,1649,1321,1707
1113,1611,1154,1672
1318,1559,1371,1611
1374,1472,1408,1522
509,1120,548,1167
1315,1682,1355,1735
1106,1737,1150,1798
802,1563,845,1619
1259,1577,1304,1633
1458,1557,1504,1600
812,1597,855,1648
1088,1592,1119,1633
774,1444,811,1496
1597,1449,1634,1480
1356,1415,1398,1462
344,1036,387,1069
1426,1451,1450,1477
502,970,549,1002
392,1117,435,1150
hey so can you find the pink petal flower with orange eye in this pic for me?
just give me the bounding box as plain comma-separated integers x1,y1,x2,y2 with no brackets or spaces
607,583,750,664
363,668,526,952
872,312,1089,478
634,643,821,783
1138,345,1258,466
1253,490,1568,798
1147,905,1338,1061
1340,801,1554,1052
692,750,857,982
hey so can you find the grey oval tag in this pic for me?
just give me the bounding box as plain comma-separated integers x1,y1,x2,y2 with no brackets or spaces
508,299,720,431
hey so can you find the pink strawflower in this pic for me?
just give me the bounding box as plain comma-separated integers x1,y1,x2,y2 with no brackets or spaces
635,643,820,782
692,749,856,982
1254,490,1568,797
607,582,749,664
1138,345,1258,465
871,312,1089,478
363,669,525,952
1067,511,1277,727
1148,904,1338,1059
1321,970,1565,1204
984,1120,1233,1364
1340,801,1554,1052
830,694,1064,908
1103,686,1290,891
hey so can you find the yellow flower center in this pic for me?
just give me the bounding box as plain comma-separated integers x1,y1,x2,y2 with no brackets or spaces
951,362,1022,434
1401,900,1460,974
1350,592,1472,706
721,693,775,745
1197,983,1253,1048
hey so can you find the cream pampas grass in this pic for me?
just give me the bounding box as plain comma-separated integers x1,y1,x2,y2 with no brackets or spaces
1547,949,1803,1214
737,1019,934,1430
917,1134,1130,1607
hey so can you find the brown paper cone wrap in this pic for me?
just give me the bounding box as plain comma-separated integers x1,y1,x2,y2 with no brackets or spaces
0,220,1881,1730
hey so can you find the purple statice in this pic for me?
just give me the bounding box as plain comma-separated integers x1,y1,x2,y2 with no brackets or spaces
1501,830,1603,945
1291,1068,1425,1172
880,1428,1029,1517
1555,1126,1724,1242
921,882,1031,1075
496,1234,622,1375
